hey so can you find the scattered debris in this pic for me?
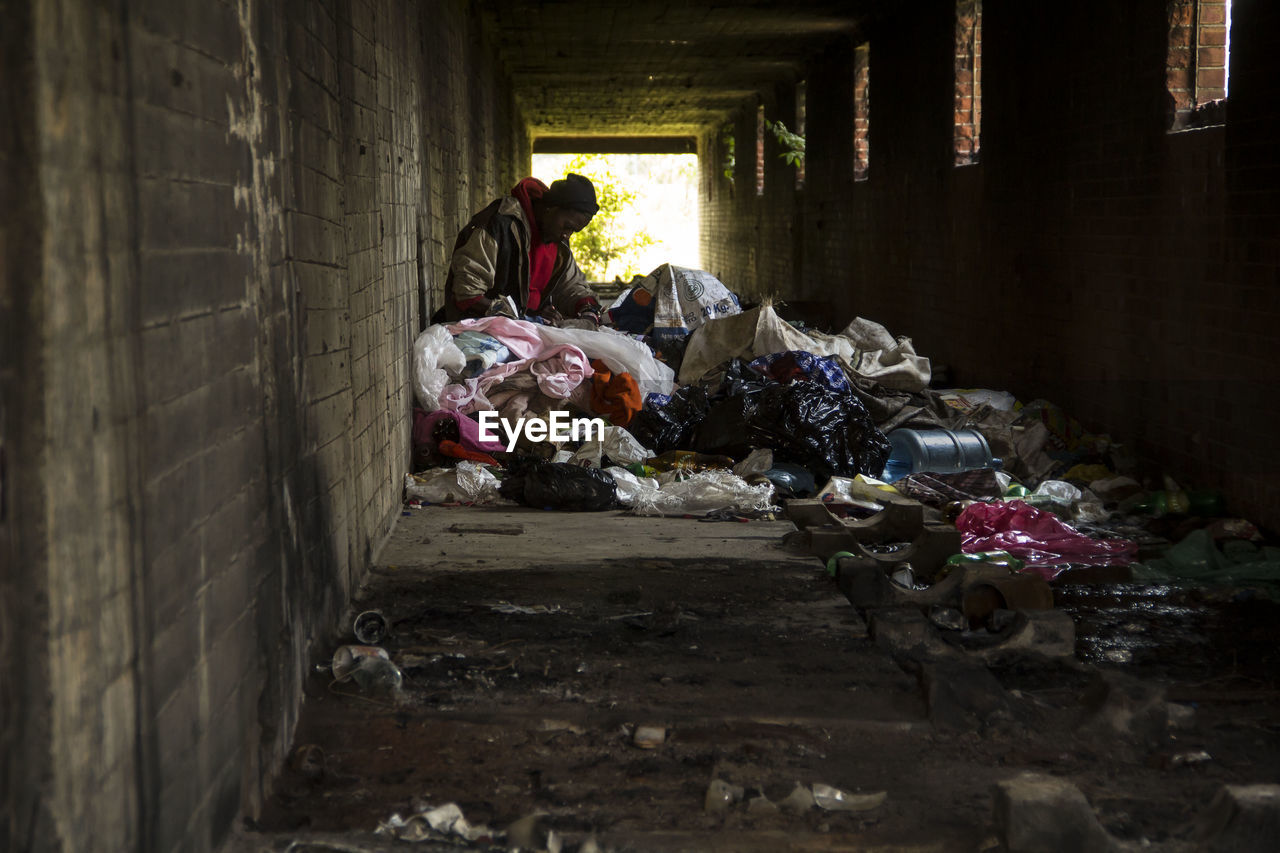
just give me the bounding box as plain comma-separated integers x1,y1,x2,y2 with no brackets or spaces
352,609,388,645
632,724,667,749
704,779,745,813
811,783,888,813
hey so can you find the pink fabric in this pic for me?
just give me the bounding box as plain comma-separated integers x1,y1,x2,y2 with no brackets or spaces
956,500,1137,580
414,409,506,454
529,343,593,399
438,379,492,414
447,317,544,360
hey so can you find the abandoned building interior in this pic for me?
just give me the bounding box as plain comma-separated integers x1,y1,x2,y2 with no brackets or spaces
3,0,1279,851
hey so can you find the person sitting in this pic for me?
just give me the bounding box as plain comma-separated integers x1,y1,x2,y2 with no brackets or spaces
440,173,604,327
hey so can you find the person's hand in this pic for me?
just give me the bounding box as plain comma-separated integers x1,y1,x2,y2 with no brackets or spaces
576,305,602,327
537,304,566,326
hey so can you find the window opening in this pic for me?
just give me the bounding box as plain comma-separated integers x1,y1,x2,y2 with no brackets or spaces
1166,0,1231,131
853,43,870,182
755,104,766,196
531,153,700,280
954,0,982,166
720,123,735,189
795,80,807,189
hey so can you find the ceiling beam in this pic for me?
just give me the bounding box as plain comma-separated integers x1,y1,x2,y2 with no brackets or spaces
533,136,697,154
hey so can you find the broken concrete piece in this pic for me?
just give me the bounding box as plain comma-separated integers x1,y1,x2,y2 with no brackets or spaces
968,610,1076,661
746,794,780,816
871,607,1076,662
1196,785,1280,852
869,608,952,658
1078,670,1168,744
928,605,966,631
780,783,816,814
992,772,1117,852
837,558,1014,612
704,779,744,813
962,576,1053,627
506,812,556,851
785,496,961,576
632,724,667,749
811,783,887,812
921,661,1018,733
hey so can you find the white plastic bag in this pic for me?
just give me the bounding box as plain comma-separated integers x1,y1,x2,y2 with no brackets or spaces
404,462,507,504
533,324,675,397
603,466,661,507
570,426,653,468
630,469,776,517
732,448,773,478
413,325,467,411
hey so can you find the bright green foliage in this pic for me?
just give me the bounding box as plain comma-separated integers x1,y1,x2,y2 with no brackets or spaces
557,154,656,281
721,126,736,183
767,119,805,166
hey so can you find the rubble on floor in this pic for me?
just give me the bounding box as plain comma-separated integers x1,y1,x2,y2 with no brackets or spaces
234,282,1278,852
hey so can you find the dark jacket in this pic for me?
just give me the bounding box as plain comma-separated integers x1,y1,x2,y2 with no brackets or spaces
442,194,597,322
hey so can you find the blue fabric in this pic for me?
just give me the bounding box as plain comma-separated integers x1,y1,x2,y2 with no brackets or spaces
454,330,511,378
607,288,656,333
748,350,852,394
644,392,672,410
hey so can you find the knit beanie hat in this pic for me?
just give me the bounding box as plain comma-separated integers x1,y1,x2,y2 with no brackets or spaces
542,173,600,217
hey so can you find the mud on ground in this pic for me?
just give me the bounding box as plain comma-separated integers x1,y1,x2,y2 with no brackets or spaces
246,507,1280,852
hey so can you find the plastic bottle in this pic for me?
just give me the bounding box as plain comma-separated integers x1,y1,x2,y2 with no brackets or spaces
1122,490,1191,517
945,550,1026,571
880,428,999,483
646,450,736,472
1187,490,1225,516
351,655,403,696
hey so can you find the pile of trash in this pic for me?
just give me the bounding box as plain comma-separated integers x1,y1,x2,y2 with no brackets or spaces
407,265,940,517
405,264,1268,588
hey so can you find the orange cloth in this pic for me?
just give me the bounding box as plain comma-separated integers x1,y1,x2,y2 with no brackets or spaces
588,359,642,427
437,439,499,467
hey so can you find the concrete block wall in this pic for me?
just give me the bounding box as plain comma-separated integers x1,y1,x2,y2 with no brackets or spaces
701,0,1280,533
1,1,526,852
699,82,805,304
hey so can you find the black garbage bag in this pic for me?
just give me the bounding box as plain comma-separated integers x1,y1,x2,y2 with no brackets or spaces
647,329,690,376
499,459,617,511
760,463,817,498
693,394,757,458
748,382,891,481
714,357,771,398
690,381,890,482
626,385,710,452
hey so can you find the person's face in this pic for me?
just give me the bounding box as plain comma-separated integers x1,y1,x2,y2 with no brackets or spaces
540,207,591,245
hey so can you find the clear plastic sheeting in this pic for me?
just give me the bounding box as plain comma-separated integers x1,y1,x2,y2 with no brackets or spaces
628,469,777,517
603,466,661,507
404,462,507,504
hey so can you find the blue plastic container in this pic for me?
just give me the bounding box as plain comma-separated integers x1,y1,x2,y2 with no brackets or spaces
881,428,999,483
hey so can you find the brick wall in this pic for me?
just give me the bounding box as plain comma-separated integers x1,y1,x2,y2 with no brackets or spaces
702,0,1280,533
1,1,526,851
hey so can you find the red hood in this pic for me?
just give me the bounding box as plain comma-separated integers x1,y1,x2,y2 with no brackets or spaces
511,177,548,239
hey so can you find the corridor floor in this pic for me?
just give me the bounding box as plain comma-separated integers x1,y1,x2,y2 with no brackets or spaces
238,506,1280,852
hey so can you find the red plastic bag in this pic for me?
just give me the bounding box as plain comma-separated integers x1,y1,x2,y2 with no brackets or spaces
956,500,1136,579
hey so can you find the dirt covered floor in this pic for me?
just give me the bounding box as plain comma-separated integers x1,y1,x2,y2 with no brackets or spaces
236,507,1280,853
